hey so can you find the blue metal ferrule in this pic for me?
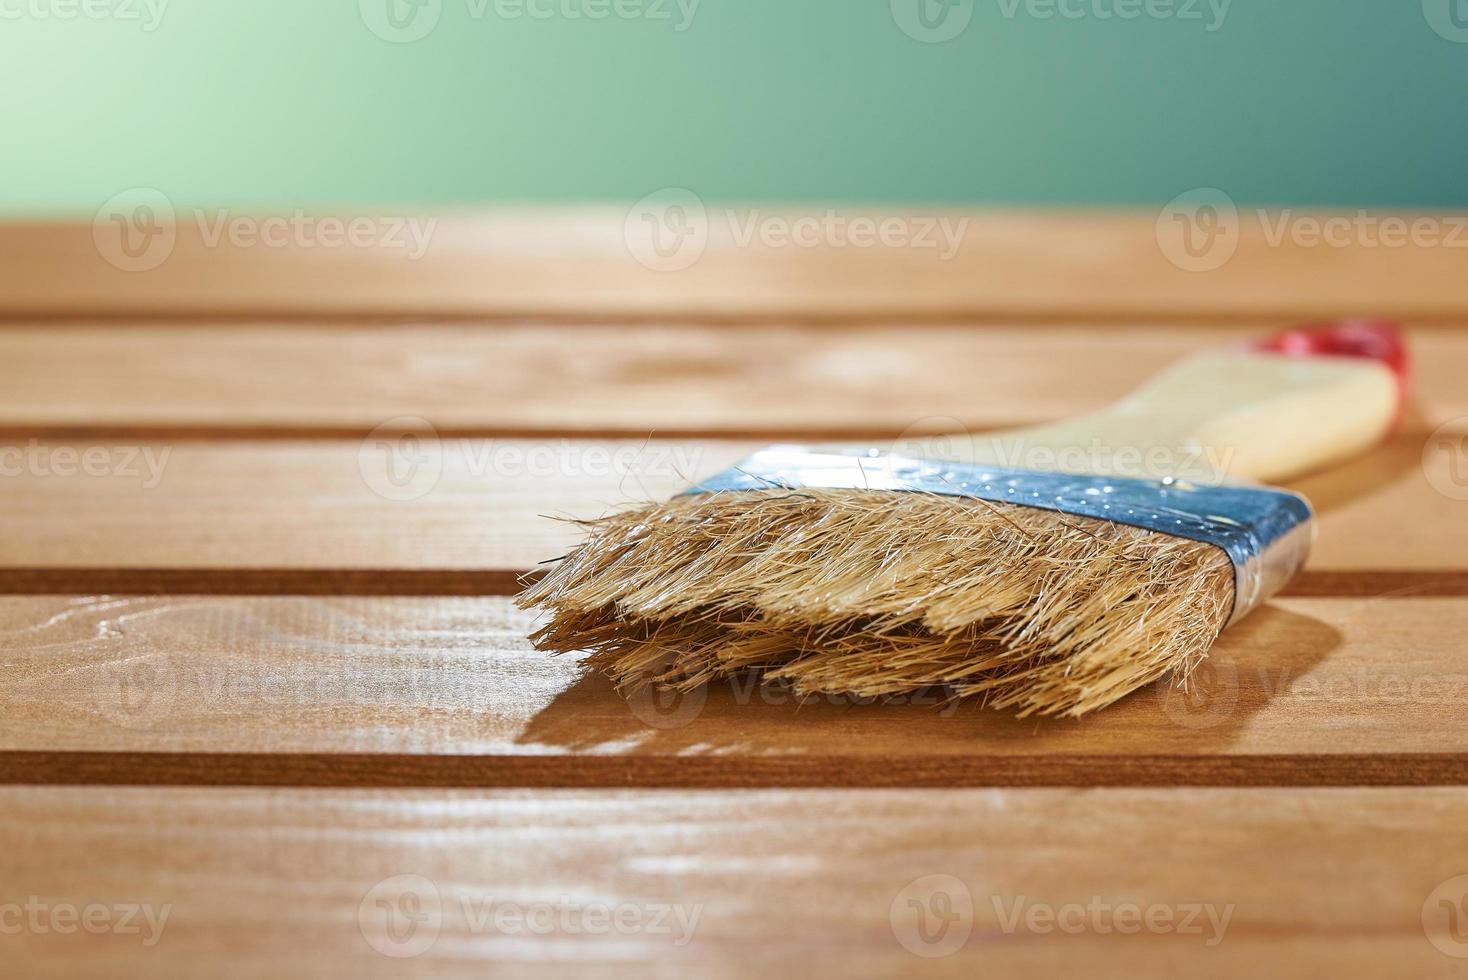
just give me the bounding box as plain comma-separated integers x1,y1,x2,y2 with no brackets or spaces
680,446,1314,625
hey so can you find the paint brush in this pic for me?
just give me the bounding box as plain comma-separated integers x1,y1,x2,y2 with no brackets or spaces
519,320,1408,717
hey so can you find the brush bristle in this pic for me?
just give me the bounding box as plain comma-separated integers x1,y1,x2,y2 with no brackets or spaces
518,489,1234,717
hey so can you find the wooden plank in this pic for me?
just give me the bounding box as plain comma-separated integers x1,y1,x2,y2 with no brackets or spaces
1,785,1465,977
1,321,1458,586
0,321,1277,438
0,322,1465,437
5,210,1468,320
1,595,1466,786
0,429,1461,588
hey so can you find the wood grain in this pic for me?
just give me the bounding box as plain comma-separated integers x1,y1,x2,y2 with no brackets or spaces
0,427,1462,587
6,212,1463,978
0,322,1464,437
0,322,1257,438
2,785,1467,978
5,209,1468,321
1,594,1466,786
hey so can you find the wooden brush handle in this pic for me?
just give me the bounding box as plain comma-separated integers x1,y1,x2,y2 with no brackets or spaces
901,320,1408,484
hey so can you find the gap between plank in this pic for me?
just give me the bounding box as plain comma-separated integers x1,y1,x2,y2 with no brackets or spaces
0,568,1463,597
0,423,1051,442
3,310,1468,327
3,751,1467,788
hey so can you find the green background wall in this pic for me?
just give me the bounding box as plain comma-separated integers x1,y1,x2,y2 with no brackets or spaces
3,0,1465,214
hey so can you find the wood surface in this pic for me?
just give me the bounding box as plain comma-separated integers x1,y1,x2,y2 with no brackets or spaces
0,321,1462,595
3,210,1468,978
0,322,1464,437
3,786,1467,978
0,595,1466,787
5,209,1468,321
0,429,1461,595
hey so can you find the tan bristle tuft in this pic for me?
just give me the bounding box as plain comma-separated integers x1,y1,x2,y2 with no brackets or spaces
518,489,1235,717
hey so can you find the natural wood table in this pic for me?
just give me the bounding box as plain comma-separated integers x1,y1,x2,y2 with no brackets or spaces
2,210,1467,977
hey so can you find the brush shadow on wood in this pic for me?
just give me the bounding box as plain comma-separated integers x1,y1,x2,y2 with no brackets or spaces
515,604,1342,760
1286,427,1422,516
1091,604,1342,750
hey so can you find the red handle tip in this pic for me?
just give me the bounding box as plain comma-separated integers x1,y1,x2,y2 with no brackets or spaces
1252,318,1411,403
